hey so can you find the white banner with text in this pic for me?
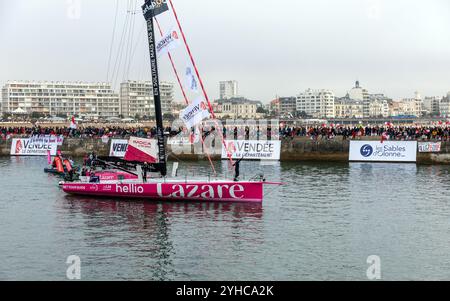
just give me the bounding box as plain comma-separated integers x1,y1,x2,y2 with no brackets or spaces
10,138,58,156
109,139,128,157
222,140,281,161
349,141,417,162
418,142,441,153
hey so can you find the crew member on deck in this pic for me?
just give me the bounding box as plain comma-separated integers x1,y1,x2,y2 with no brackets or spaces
143,162,149,182
232,157,244,182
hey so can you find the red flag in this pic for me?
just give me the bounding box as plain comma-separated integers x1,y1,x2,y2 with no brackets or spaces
381,132,388,144
70,116,77,129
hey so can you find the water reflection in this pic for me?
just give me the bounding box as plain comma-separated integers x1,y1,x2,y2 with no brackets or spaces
2,157,450,280
59,196,263,280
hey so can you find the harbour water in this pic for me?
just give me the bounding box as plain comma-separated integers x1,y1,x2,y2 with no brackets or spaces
0,156,449,280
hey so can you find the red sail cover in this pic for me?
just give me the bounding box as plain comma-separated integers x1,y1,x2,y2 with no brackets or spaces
124,137,159,163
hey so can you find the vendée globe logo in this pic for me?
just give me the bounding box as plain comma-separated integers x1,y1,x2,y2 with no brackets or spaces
360,144,373,157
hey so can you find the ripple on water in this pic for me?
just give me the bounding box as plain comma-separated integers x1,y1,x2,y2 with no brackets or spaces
0,158,449,280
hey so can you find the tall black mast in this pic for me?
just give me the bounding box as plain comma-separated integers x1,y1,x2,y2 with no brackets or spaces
142,0,169,177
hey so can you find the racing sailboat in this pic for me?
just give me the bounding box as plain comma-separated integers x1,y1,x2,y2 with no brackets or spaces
61,0,279,203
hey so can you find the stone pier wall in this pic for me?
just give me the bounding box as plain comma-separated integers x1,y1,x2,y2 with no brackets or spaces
1,137,450,164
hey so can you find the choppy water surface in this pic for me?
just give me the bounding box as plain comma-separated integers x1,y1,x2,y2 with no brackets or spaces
0,157,449,280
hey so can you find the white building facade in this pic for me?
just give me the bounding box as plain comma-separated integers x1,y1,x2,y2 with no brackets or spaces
368,95,390,118
219,80,238,99
214,97,262,119
160,82,174,115
439,93,450,117
119,80,174,118
120,81,154,118
348,81,370,117
423,96,442,116
296,89,335,118
390,98,423,117
334,98,364,118
1,81,119,118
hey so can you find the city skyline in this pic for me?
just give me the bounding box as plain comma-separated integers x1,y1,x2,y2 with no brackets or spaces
1,78,448,105
1,0,450,102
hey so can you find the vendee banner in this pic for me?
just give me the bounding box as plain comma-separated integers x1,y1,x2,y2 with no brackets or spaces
109,139,129,158
156,28,181,57
349,141,417,162
10,137,58,156
179,97,210,128
221,140,281,161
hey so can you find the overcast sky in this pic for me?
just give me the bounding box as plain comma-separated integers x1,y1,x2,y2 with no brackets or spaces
1,0,449,103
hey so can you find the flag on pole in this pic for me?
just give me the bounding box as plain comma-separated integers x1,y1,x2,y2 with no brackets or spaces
70,116,77,129
156,28,181,58
185,64,199,93
189,126,201,144
180,97,210,128
381,132,389,143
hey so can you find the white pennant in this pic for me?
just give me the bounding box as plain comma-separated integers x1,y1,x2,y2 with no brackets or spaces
185,64,199,93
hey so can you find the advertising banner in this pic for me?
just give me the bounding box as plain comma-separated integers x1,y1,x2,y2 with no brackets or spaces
124,137,159,163
221,140,281,161
156,28,181,58
418,142,441,153
349,141,417,162
10,137,58,156
179,97,210,128
142,0,169,20
109,139,129,158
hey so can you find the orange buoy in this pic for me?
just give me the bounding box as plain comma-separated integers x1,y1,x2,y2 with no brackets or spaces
54,157,64,173
63,159,73,173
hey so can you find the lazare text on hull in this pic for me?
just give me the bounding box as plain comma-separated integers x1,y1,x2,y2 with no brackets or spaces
61,180,282,203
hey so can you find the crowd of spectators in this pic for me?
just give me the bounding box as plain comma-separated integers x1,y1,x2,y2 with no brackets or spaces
0,126,178,139
278,125,450,141
2,124,450,141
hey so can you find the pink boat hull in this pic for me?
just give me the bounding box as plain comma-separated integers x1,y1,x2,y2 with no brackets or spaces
94,170,138,181
62,181,266,203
